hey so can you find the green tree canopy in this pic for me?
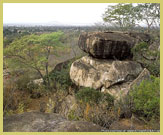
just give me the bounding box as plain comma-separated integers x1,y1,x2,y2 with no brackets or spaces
103,3,137,31
103,3,160,32
4,31,64,88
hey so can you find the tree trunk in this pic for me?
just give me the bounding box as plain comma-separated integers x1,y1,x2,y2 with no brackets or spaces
45,48,51,89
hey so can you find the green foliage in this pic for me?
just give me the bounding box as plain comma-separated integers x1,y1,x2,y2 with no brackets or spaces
103,3,160,31
49,60,74,90
15,72,31,91
132,42,160,76
132,42,148,53
130,76,160,120
76,87,101,104
16,103,25,114
4,31,64,88
50,70,72,90
75,87,114,105
103,4,136,31
136,3,160,32
3,80,32,116
68,110,80,121
146,58,160,77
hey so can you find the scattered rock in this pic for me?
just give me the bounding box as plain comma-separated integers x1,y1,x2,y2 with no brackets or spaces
4,112,103,132
33,78,43,86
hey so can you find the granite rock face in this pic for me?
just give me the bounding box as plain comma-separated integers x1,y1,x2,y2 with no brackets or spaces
129,68,151,89
78,31,150,60
102,68,150,101
70,56,143,90
79,32,149,60
69,31,151,101
3,112,102,132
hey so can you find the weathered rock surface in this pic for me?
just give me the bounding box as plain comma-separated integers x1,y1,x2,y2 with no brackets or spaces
70,56,143,90
128,32,151,43
109,117,147,130
3,112,102,132
101,82,130,101
101,68,150,101
58,95,77,118
129,68,150,89
78,31,149,59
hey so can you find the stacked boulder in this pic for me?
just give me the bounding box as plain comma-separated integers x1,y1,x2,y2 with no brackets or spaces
70,31,150,100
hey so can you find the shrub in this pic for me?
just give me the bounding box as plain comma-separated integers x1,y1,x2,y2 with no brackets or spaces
132,42,160,77
11,71,31,91
3,81,31,116
48,59,74,90
129,75,160,120
75,87,114,106
68,110,80,121
50,69,72,90
76,87,101,104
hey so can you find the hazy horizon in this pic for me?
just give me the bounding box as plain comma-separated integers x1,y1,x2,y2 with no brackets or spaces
3,3,115,26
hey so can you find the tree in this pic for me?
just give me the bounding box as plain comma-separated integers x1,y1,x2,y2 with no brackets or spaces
136,3,160,32
4,31,64,89
103,3,160,32
103,3,137,31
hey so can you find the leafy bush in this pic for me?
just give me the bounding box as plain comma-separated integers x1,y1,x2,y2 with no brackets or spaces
145,55,160,77
14,71,31,91
49,61,73,90
50,69,72,90
48,57,83,90
132,42,148,53
130,76,160,120
132,42,160,77
75,87,114,106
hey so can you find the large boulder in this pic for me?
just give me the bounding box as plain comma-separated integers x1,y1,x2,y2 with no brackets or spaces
3,112,102,132
78,31,147,60
70,56,143,90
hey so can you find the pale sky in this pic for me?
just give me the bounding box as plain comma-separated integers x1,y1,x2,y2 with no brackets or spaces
3,3,114,26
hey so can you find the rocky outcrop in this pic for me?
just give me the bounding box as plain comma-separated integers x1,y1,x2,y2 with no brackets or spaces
70,56,142,90
78,31,150,60
4,112,103,132
69,31,152,101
